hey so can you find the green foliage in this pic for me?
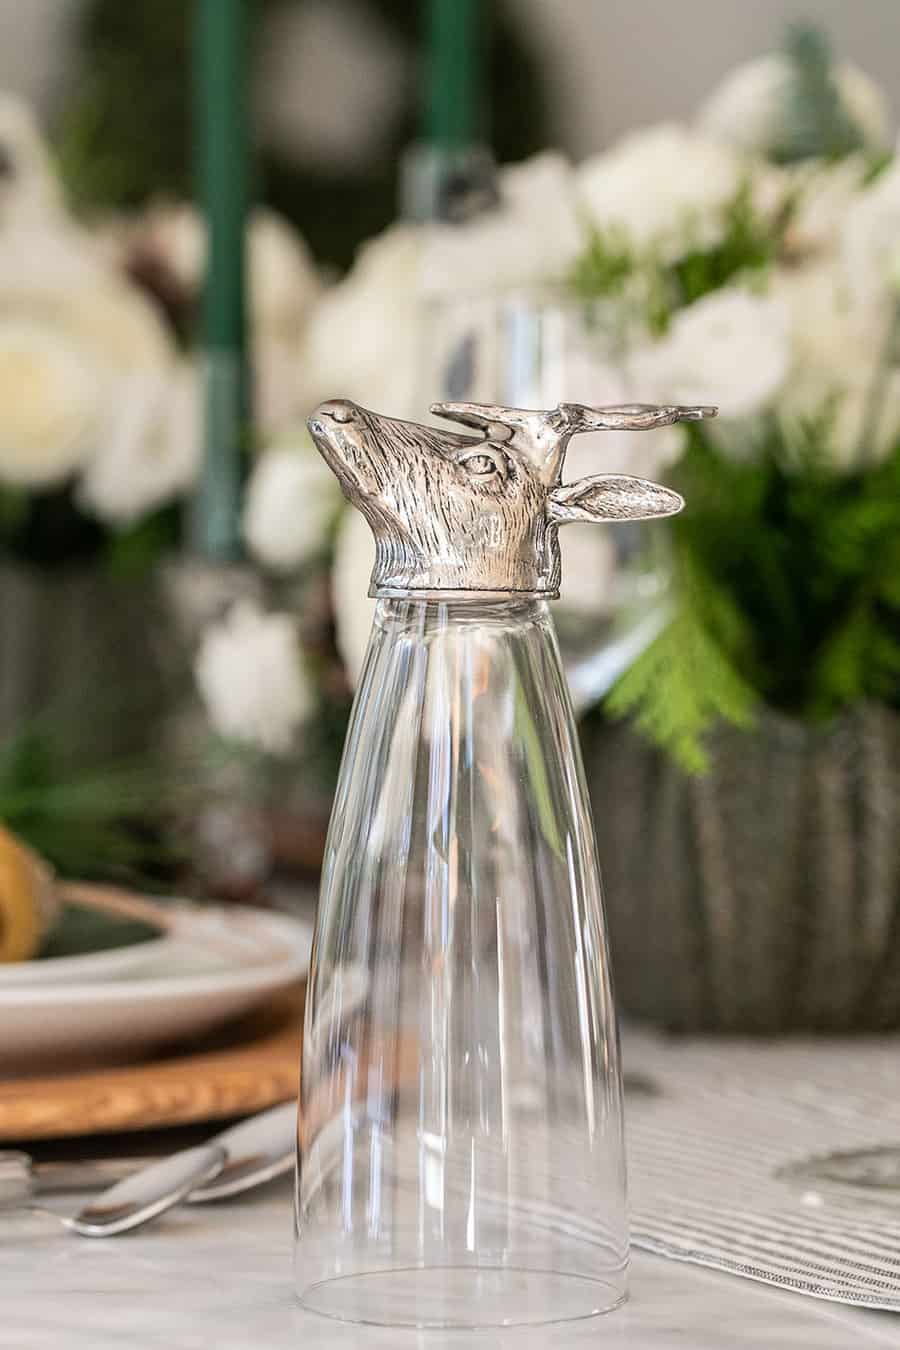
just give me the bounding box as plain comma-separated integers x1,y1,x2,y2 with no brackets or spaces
669,183,777,308
0,485,180,577
568,227,634,300
569,181,779,332
605,579,756,774
0,485,104,568
772,24,868,163
605,418,900,770
104,505,182,577
0,722,175,881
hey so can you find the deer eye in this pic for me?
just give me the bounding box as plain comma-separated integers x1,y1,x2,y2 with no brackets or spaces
458,448,506,481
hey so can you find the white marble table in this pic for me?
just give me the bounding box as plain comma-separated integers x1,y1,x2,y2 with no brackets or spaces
3,1180,900,1350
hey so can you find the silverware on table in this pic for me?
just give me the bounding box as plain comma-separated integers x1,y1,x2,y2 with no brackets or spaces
0,1150,159,1196
187,1101,297,1201
0,1100,299,1206
0,1099,299,1236
1,1144,227,1237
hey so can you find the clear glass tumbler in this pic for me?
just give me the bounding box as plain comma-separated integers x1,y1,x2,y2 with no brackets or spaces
294,596,628,1329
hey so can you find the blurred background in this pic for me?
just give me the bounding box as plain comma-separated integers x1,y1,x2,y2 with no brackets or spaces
2,0,900,1036
4,3,900,177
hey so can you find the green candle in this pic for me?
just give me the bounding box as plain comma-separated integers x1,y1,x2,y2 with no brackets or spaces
192,0,249,561
426,0,482,149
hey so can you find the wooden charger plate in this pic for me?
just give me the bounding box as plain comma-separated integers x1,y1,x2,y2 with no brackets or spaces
0,985,304,1143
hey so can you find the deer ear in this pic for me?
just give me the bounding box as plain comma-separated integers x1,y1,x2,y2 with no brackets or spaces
548,474,684,525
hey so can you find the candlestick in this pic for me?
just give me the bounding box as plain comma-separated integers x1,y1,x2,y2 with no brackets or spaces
403,0,494,222
191,0,249,560
426,0,481,149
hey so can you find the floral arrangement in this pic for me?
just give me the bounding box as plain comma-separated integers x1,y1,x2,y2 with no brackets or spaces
0,93,326,564
288,28,900,772
3,28,899,788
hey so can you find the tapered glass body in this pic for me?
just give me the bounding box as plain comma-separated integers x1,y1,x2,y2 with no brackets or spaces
294,597,627,1329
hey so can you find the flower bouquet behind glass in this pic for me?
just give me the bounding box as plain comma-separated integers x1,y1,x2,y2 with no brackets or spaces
303,28,900,1030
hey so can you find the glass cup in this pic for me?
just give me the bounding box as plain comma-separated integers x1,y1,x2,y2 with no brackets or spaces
294,597,628,1328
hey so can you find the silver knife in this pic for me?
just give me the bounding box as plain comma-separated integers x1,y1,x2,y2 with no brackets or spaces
0,1100,298,1203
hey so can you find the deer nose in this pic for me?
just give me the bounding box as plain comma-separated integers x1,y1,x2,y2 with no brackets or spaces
315,399,356,424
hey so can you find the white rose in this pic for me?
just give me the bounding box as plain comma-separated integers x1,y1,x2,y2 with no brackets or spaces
79,363,200,523
0,264,176,379
422,152,583,296
60,277,174,376
130,200,205,292
0,222,104,303
331,506,376,684
698,54,890,157
194,600,313,755
782,155,870,259
128,202,320,340
576,124,742,260
841,158,900,308
774,263,900,467
0,94,65,230
248,209,322,339
302,223,424,416
632,286,791,420
0,317,102,486
242,434,341,573
254,335,309,436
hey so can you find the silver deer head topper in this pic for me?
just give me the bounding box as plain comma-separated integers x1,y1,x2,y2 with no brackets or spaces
307,398,717,596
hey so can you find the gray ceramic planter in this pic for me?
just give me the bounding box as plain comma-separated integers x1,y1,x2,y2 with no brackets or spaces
582,703,900,1033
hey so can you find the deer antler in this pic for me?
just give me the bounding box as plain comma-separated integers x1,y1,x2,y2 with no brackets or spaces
559,402,718,431
432,400,717,485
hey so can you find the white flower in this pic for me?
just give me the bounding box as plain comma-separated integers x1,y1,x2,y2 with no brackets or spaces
698,54,890,157
61,277,175,376
576,124,742,260
128,203,321,339
773,263,900,467
248,209,322,340
133,200,205,292
0,95,65,229
79,364,201,523
0,210,176,495
783,155,870,259
331,507,376,684
253,335,308,436
242,433,341,572
632,286,792,419
0,266,176,379
302,223,424,416
0,317,102,486
422,152,583,296
841,158,900,308
195,600,313,754
0,221,106,301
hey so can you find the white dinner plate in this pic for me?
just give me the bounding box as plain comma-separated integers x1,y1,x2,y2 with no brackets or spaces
0,920,171,987
0,905,313,1073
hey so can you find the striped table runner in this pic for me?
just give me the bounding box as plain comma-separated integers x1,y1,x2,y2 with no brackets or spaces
625,1028,900,1308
